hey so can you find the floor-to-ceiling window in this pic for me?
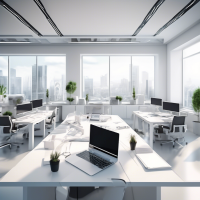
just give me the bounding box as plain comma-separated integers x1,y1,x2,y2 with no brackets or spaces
0,56,8,95
0,55,66,102
183,41,200,109
82,55,155,102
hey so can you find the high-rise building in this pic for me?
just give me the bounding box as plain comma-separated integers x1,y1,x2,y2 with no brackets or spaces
141,71,148,95
120,78,129,94
0,70,7,87
38,65,47,100
32,64,37,100
101,74,107,87
84,77,94,96
10,68,22,94
132,65,139,93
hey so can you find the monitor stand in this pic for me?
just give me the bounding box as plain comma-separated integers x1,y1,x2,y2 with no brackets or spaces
152,106,160,116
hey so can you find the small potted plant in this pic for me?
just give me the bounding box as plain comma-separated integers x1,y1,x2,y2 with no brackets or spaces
116,96,123,105
130,135,137,150
50,151,61,172
46,89,49,104
192,88,200,135
3,111,12,116
66,81,77,104
0,85,6,102
130,87,136,105
86,94,89,104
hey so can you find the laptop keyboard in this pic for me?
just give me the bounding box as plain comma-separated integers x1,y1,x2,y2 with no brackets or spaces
77,151,113,169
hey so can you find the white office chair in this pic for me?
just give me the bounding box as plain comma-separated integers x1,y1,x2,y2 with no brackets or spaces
45,107,57,134
154,116,187,148
56,180,126,200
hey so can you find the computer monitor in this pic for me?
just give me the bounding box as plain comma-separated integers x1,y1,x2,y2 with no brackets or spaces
16,103,32,115
31,99,43,109
163,101,180,113
151,98,162,106
89,125,119,158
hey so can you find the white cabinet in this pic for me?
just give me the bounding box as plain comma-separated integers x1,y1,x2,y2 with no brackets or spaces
126,105,139,119
111,105,127,119
76,105,85,115
62,105,76,120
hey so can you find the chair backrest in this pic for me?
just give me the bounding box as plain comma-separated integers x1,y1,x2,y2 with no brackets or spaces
49,107,57,124
0,116,13,133
171,116,185,132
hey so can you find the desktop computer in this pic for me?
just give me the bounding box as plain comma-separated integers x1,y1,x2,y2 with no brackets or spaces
151,98,162,116
30,99,43,112
163,101,180,115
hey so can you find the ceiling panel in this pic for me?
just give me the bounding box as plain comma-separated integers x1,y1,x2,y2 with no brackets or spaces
0,6,34,35
41,0,157,35
157,2,200,43
1,0,56,35
139,0,191,36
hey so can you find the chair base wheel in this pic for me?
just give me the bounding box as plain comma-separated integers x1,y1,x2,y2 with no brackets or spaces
186,142,188,145
160,143,162,146
173,145,175,148
17,146,20,148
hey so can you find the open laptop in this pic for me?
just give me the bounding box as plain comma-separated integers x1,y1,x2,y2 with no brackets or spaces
65,124,119,176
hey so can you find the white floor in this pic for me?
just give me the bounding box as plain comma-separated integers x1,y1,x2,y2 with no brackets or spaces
1,120,200,200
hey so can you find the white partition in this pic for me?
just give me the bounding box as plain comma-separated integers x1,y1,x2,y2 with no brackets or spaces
76,105,85,115
111,105,127,119
62,105,76,120
126,105,139,119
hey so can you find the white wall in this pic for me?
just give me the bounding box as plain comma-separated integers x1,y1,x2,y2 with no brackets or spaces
0,44,167,100
167,22,200,102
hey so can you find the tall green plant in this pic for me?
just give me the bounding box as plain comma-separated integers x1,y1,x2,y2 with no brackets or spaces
0,85,6,97
192,88,200,122
66,81,77,98
132,87,136,100
46,89,49,98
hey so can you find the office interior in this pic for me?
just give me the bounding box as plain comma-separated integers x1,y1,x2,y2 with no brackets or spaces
0,0,200,199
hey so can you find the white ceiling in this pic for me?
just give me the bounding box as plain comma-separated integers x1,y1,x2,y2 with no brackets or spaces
0,0,200,44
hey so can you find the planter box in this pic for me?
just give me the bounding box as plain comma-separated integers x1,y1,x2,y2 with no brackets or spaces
193,121,200,135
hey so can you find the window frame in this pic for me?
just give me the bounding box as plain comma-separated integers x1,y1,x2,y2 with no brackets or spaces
0,54,66,102
81,54,155,103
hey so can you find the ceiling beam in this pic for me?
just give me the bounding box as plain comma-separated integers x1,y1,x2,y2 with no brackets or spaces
0,0,43,36
154,0,200,36
34,0,63,37
132,0,165,36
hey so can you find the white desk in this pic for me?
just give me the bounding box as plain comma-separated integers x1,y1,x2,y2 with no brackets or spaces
13,111,54,150
0,115,190,200
133,111,173,148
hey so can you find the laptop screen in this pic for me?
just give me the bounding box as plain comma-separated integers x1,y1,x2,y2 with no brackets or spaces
89,125,119,158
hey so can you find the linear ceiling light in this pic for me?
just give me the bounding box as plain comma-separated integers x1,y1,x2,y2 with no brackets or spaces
0,41,31,43
154,0,200,36
69,41,140,44
0,0,43,36
34,0,63,37
132,0,165,36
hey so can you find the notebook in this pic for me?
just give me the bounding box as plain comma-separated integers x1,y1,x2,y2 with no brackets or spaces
136,153,171,169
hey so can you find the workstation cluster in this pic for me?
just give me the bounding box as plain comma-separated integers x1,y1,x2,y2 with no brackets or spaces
0,99,56,150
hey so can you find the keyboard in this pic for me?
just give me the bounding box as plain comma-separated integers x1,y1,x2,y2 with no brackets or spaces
77,150,113,169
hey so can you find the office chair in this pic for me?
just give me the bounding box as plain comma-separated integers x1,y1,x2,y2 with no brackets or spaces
0,116,24,149
56,180,126,200
154,116,187,148
46,107,57,134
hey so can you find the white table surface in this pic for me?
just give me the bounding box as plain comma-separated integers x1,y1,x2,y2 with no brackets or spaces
1,115,190,188
133,111,173,148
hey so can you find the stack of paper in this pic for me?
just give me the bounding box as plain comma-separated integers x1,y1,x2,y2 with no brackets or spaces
135,144,153,154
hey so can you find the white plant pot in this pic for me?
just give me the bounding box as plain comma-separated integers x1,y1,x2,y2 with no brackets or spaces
0,95,3,102
118,101,121,105
46,97,49,105
130,99,136,105
193,121,200,135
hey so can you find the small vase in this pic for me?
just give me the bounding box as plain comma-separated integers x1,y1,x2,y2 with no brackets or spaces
119,101,122,105
130,142,137,150
50,160,60,172
0,95,3,102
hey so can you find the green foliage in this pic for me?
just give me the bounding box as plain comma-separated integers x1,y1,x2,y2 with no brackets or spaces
0,85,6,96
3,111,12,116
192,88,200,122
130,135,137,143
46,89,49,98
50,151,61,162
67,97,74,102
116,96,123,101
16,98,21,104
132,87,136,100
66,81,77,96
86,94,89,101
